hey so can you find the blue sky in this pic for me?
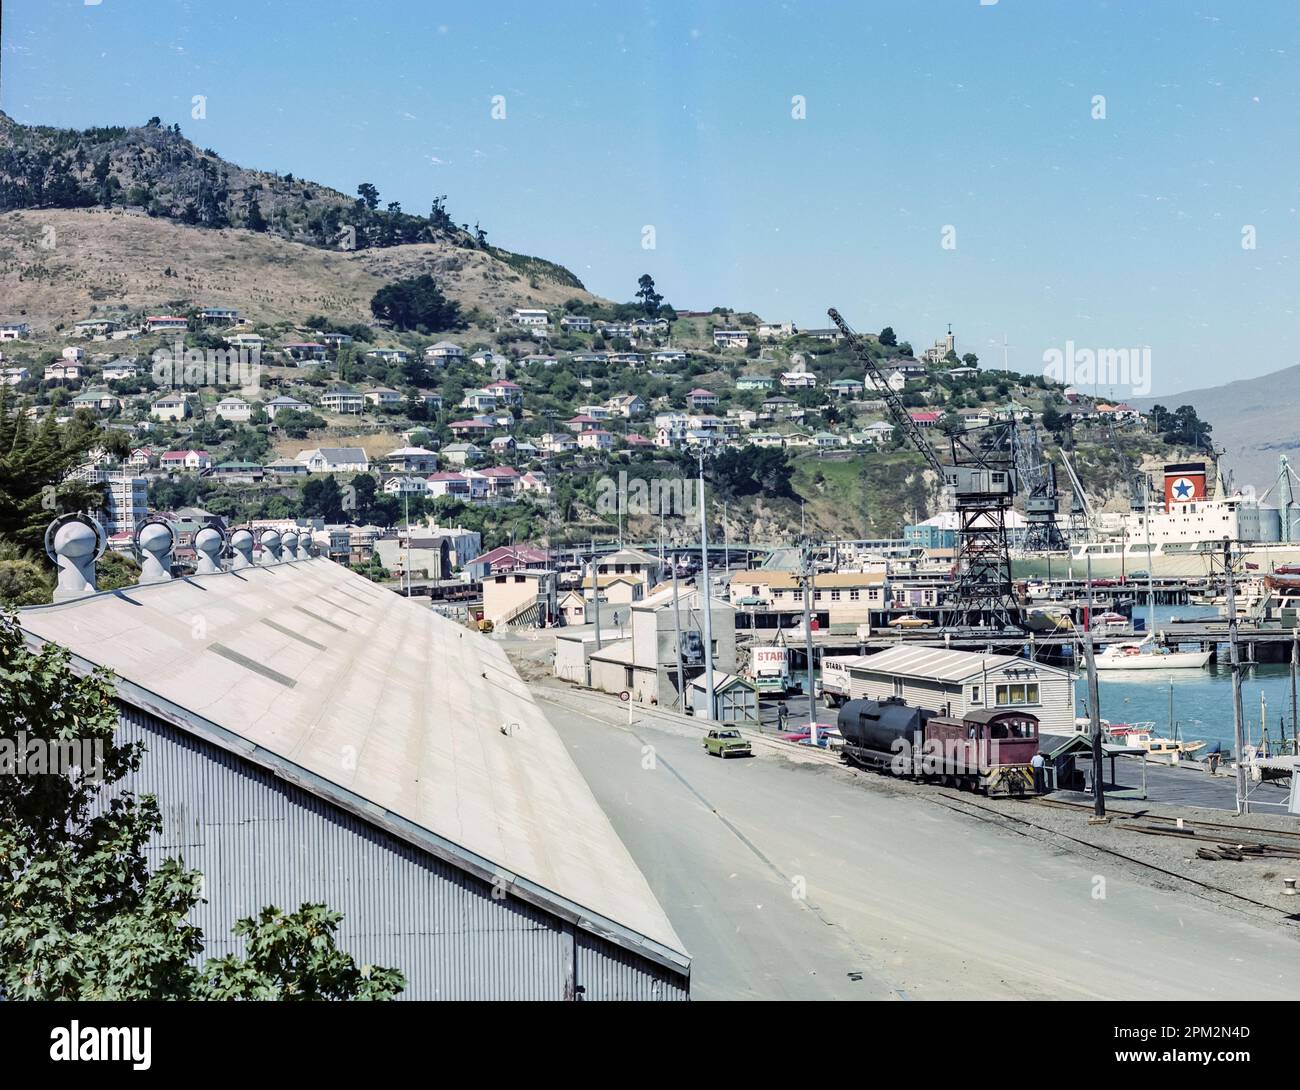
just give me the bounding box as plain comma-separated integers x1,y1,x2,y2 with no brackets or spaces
3,0,1298,395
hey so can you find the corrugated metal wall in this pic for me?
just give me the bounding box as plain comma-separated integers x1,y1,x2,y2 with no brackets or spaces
109,705,688,1001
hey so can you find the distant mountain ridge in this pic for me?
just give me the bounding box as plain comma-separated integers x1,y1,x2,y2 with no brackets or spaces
1131,364,1300,493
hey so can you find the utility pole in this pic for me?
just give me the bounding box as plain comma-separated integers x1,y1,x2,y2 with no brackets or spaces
672,565,686,711
1291,629,1298,755
403,489,410,596
590,552,602,654
697,452,715,721
802,541,818,745
1224,538,1247,813
1083,553,1104,818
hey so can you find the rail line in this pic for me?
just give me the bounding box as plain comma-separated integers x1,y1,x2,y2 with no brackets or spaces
928,791,1296,918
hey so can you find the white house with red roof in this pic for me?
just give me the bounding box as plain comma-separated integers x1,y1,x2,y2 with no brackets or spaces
160,449,213,471
686,388,718,410
426,471,470,499
908,411,940,428
486,379,523,405
578,429,614,451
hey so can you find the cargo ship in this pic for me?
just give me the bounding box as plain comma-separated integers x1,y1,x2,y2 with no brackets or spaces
1015,459,1300,579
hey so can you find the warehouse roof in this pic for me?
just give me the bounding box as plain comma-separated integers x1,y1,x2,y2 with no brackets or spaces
18,559,687,972
842,644,1071,682
730,570,886,590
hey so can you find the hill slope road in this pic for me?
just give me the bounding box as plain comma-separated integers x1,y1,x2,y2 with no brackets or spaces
542,697,1300,1001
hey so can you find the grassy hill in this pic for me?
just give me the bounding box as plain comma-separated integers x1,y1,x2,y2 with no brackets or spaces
0,208,607,333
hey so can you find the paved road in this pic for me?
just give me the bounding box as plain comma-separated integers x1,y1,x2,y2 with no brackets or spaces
542,693,1300,1001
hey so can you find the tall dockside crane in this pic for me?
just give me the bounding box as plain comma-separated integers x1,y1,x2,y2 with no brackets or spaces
1014,426,1067,551
829,308,1024,629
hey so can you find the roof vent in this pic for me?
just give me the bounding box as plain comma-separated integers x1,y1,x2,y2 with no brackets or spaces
45,513,106,601
134,516,175,584
281,529,300,561
194,524,227,575
259,528,283,565
230,527,255,569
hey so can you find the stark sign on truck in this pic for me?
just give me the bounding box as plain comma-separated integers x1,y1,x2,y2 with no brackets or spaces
749,645,790,695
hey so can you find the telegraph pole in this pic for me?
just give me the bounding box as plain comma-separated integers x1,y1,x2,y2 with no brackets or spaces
1083,553,1105,818
802,541,818,745
1224,538,1247,813
672,565,686,711
590,550,602,654
1290,629,1297,756
697,452,715,721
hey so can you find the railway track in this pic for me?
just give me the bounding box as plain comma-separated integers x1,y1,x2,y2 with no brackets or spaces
929,791,1299,919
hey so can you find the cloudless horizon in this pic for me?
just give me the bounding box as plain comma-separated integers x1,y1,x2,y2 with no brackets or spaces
3,0,1297,396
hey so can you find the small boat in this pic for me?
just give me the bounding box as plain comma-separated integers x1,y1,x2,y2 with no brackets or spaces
1094,636,1210,670
1105,722,1207,757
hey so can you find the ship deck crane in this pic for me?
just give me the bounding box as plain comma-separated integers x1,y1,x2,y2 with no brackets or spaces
828,308,1024,629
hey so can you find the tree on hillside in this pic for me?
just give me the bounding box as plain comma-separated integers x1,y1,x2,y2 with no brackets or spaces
370,274,462,333
878,326,897,347
245,197,268,232
356,182,380,211
0,614,404,1000
635,274,663,317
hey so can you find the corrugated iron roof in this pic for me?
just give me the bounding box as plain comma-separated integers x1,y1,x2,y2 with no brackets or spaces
18,559,686,968
847,644,1068,682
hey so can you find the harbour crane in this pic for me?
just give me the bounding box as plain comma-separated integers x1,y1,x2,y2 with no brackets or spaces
828,308,1025,629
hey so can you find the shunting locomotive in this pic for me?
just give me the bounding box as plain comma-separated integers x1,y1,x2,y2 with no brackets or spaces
837,696,1041,797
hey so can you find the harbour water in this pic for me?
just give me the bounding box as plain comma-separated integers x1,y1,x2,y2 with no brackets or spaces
1073,604,1300,754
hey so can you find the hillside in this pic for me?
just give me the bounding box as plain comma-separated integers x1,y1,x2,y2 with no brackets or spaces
1130,366,1300,494
0,208,607,332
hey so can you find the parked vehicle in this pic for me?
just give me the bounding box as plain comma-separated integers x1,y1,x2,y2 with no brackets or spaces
702,728,753,758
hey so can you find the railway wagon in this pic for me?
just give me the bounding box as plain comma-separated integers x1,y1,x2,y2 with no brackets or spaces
838,697,1040,797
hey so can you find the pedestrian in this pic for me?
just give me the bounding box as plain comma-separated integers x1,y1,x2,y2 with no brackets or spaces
778,703,789,731
1030,751,1046,794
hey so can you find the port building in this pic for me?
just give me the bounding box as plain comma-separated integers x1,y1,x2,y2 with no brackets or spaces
18,558,690,1000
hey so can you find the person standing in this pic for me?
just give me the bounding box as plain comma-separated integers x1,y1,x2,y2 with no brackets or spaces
1031,751,1046,794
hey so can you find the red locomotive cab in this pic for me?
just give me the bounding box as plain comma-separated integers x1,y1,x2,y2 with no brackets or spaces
981,711,1040,769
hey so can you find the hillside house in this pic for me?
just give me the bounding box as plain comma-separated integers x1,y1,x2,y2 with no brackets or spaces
424,340,465,364
712,330,750,349
440,442,483,467
560,315,592,332
151,393,191,421
265,394,309,419
513,308,550,328
426,471,470,500
214,396,252,422
364,387,403,408
686,388,718,410
146,316,189,333
321,387,364,414
297,447,370,473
